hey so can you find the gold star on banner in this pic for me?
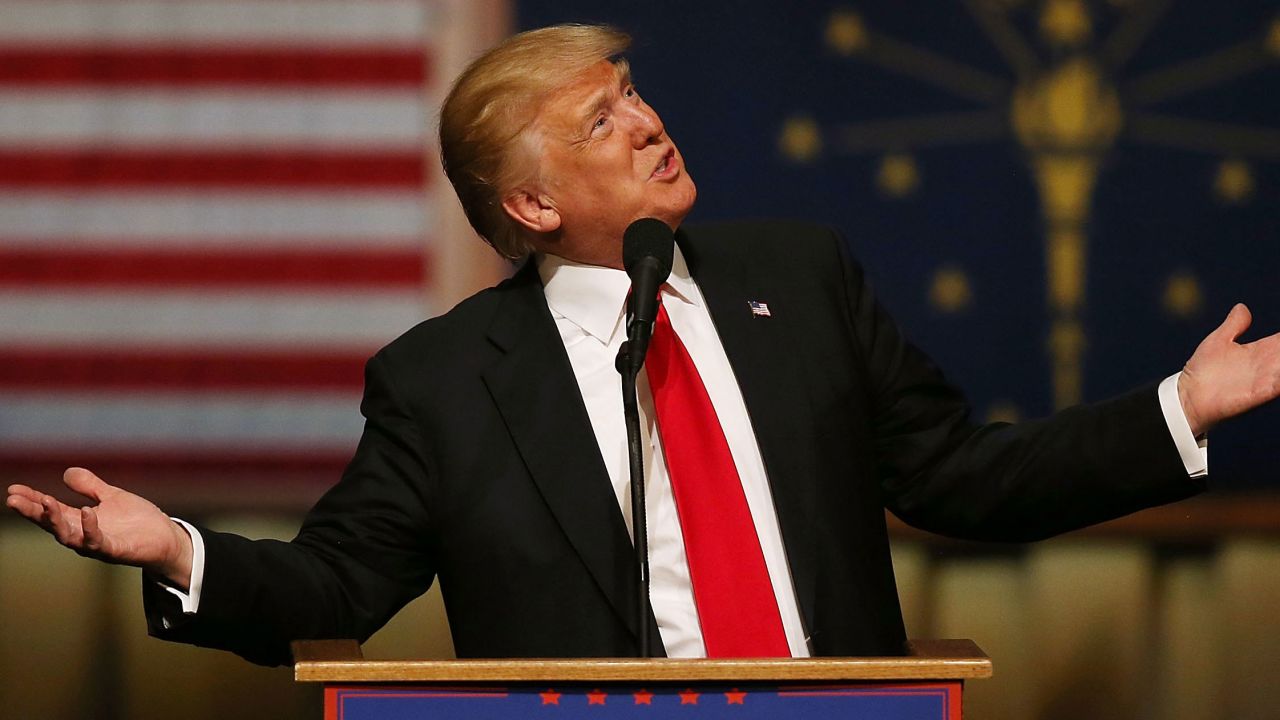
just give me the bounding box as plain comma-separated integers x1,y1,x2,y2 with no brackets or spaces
930,265,973,313
779,116,822,163
1163,272,1203,318
826,10,868,56
1214,159,1254,203
987,401,1022,424
877,153,920,197
1041,0,1092,47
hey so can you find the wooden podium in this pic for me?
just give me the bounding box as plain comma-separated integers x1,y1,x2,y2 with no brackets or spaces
293,639,992,719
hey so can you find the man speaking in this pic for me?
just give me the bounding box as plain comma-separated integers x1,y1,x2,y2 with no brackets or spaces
7,25,1280,665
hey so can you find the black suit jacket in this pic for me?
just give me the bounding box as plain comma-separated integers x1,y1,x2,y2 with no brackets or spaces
147,221,1203,666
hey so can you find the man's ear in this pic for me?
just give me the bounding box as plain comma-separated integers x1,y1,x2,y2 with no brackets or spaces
502,188,562,234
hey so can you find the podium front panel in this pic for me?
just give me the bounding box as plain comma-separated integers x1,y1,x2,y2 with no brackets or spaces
323,681,962,720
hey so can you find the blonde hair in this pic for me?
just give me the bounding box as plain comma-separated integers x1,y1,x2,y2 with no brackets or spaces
439,24,632,260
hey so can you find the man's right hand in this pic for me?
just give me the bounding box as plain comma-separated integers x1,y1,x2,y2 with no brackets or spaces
5,467,194,590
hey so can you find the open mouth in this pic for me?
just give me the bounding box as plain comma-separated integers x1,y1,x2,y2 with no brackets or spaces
652,148,676,178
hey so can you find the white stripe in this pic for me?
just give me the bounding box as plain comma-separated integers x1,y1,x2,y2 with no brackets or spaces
0,91,432,150
0,290,431,349
0,1,435,46
0,391,364,450
0,192,431,242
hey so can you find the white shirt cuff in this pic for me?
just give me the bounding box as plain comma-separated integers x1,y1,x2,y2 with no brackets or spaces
1158,372,1208,478
158,518,206,619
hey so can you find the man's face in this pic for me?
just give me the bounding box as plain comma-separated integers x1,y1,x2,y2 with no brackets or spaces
526,60,697,265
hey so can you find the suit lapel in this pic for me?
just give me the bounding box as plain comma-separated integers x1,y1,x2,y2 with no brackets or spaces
680,231,821,633
481,263,660,652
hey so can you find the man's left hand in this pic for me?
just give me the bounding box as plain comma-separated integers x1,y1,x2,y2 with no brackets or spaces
1178,303,1280,437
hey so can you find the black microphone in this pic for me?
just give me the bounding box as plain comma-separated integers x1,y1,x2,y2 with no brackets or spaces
617,217,673,658
622,218,675,374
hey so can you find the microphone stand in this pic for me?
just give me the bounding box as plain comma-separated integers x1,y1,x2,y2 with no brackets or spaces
615,318,652,658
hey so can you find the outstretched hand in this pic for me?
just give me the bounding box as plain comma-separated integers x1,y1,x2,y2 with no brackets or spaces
5,468,194,589
1179,303,1280,437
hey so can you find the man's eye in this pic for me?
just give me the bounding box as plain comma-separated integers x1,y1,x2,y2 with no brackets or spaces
624,86,637,98
593,116,608,130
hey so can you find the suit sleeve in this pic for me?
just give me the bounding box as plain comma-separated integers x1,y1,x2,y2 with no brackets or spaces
830,231,1206,541
144,351,437,666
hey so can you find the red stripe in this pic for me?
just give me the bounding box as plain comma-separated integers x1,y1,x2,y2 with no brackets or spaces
0,247,427,288
0,450,351,485
0,150,426,188
0,47,429,86
0,349,369,391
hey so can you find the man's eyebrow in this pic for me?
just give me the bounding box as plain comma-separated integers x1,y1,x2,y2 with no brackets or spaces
576,64,634,124
578,88,613,121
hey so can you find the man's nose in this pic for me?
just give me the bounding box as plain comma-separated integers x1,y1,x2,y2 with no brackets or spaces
624,102,664,147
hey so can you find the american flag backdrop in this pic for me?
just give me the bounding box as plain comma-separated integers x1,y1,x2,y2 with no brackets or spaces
0,1,506,497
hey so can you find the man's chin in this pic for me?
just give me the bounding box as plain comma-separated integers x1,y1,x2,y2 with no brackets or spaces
654,181,697,230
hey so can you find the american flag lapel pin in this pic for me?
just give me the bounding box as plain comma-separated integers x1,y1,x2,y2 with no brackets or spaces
748,300,772,318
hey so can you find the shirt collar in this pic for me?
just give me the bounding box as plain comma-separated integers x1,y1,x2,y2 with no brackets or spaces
537,242,699,346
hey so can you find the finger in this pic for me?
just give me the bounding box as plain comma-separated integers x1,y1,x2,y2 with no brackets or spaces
81,506,104,554
42,495,83,547
39,496,62,535
6,484,54,527
6,493,48,523
63,467,111,503
1211,303,1252,344
7,483,45,504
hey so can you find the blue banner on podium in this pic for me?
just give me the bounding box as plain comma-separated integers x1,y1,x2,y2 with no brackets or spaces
326,682,961,720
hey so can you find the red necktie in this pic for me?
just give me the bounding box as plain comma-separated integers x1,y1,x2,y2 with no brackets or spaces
646,300,790,657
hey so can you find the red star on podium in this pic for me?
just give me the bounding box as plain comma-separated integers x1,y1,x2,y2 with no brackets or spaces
587,689,608,705
679,689,700,705
539,690,561,705
633,690,654,705
725,689,747,705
